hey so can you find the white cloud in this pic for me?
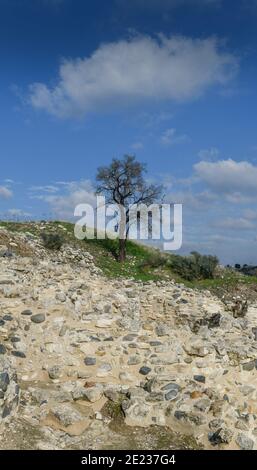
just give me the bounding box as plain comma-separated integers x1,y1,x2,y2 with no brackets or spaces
0,186,13,199
165,189,217,210
29,34,238,118
198,147,220,161
213,217,256,230
160,127,189,145
194,159,257,196
29,185,59,194
7,208,31,218
243,208,257,220
36,180,96,220
4,179,15,184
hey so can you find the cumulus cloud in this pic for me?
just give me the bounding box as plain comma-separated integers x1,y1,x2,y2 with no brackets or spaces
194,159,257,196
0,186,13,199
35,180,96,220
213,216,256,230
28,34,238,118
165,189,218,210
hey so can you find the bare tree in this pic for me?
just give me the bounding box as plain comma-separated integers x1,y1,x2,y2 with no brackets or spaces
96,155,163,262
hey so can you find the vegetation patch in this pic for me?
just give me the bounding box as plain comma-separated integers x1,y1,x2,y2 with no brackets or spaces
1,221,257,295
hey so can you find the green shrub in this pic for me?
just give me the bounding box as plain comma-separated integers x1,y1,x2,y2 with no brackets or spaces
41,232,63,251
139,251,167,269
167,251,219,281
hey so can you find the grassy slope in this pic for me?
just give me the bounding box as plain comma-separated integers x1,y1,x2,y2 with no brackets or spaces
0,220,169,281
1,221,257,294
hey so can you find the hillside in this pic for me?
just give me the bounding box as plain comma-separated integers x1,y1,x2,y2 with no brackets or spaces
0,222,257,450
1,220,257,292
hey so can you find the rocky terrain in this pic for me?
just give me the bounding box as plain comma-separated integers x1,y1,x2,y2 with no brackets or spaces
1,225,257,450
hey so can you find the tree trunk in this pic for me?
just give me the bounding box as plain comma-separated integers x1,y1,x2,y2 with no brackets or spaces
118,238,127,262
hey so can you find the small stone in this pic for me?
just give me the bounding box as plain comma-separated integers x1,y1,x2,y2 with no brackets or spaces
31,314,45,324
210,399,224,417
119,371,135,382
252,327,257,341
149,340,162,347
97,363,112,376
194,398,211,412
95,411,103,420
165,388,180,401
239,385,255,396
21,309,33,316
235,420,249,431
56,292,66,302
104,389,120,402
174,410,186,421
0,245,8,257
3,315,13,321
83,385,103,403
122,334,137,342
194,375,206,383
48,365,62,380
209,419,224,431
155,324,168,337
184,340,210,357
96,319,113,328
208,313,221,328
77,370,91,379
139,366,151,376
0,277,14,285
184,357,193,364
0,372,10,392
10,337,20,343
209,427,233,445
146,392,164,402
99,363,112,372
0,344,6,355
2,406,11,419
11,350,26,358
242,360,255,372
162,383,181,393
103,336,114,342
84,357,96,366
52,404,83,427
128,355,141,365
236,433,254,450
59,325,68,337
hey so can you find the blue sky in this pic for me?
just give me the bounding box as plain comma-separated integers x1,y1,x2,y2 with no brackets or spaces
1,0,257,264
